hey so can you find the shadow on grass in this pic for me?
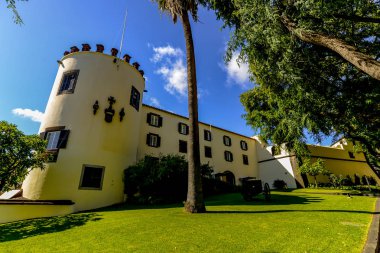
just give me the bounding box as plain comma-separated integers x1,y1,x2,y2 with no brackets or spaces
206,210,380,215
98,193,322,212
0,213,102,242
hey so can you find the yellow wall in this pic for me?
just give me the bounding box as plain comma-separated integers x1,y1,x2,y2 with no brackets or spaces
305,145,380,185
137,105,258,184
0,204,73,224
23,52,145,212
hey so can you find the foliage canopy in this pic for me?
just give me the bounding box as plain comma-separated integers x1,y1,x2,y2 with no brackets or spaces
0,121,47,192
201,0,380,163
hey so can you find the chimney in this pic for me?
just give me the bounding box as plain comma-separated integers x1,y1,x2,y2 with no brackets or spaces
139,70,145,76
63,51,70,56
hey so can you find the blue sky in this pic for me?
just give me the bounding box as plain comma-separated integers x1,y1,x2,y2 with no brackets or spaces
0,0,254,136
0,0,331,145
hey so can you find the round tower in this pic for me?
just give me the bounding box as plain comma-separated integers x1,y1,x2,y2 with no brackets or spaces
22,44,145,211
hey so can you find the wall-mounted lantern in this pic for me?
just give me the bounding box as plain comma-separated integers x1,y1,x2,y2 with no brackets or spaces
119,108,125,122
104,96,116,123
93,100,99,115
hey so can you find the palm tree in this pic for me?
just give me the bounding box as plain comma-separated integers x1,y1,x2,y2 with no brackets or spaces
153,0,206,213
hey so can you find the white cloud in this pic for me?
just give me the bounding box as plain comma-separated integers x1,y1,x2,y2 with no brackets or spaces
149,97,161,108
223,51,250,88
151,45,183,63
12,108,44,122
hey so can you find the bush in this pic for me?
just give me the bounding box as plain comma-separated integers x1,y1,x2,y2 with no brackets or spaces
341,175,354,186
272,179,287,190
124,155,188,204
123,155,233,204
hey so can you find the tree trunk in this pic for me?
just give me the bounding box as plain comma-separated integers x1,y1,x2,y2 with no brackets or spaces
281,15,380,81
314,176,318,188
181,11,206,213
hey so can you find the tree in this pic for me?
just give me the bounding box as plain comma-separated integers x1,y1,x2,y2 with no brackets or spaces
4,0,26,24
0,121,47,192
299,158,330,186
201,0,380,163
153,0,206,213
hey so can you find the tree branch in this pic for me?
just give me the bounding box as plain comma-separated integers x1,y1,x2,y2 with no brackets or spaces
281,15,380,81
333,14,380,24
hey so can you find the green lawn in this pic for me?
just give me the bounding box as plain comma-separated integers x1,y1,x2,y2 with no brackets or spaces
0,191,377,253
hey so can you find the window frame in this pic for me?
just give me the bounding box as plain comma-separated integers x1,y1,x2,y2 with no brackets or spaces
57,70,80,95
204,146,212,158
130,86,140,111
204,130,212,141
78,165,105,190
243,154,249,165
146,133,161,148
147,113,162,127
224,151,233,162
179,140,188,153
240,140,248,151
223,135,232,146
178,122,189,135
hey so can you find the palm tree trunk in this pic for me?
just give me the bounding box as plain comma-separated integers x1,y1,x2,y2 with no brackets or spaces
281,15,380,81
181,10,206,213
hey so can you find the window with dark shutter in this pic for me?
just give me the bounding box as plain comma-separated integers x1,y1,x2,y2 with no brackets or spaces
224,151,233,162
179,140,187,153
348,152,355,159
223,136,231,146
130,86,140,111
57,130,70,148
205,146,212,158
178,123,188,135
240,140,248,151
243,155,249,165
204,130,212,141
79,165,105,190
147,133,160,148
57,70,79,95
147,113,162,127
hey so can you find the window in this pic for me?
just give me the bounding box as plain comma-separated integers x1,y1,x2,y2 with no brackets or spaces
57,70,79,95
240,140,248,151
243,154,249,165
348,152,355,159
204,130,212,141
205,146,212,158
178,123,189,135
46,131,60,150
147,113,162,127
223,136,231,146
79,165,105,190
146,133,161,147
40,128,71,163
179,140,187,153
40,128,70,151
224,151,233,162
130,86,140,111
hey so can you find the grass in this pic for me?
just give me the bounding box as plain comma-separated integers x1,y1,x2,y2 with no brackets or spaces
0,191,377,253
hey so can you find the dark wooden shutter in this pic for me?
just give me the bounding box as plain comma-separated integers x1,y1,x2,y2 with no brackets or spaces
157,136,161,147
146,134,151,146
39,132,46,140
158,116,163,127
186,125,189,135
57,130,70,148
178,123,182,133
224,151,227,161
231,153,233,162
147,113,152,124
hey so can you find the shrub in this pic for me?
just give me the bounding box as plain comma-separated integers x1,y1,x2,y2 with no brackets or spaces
124,155,188,204
341,175,354,186
123,155,232,204
272,179,287,190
